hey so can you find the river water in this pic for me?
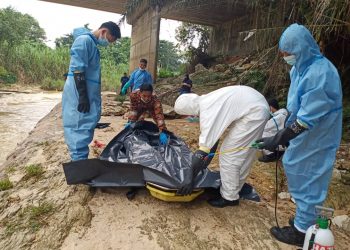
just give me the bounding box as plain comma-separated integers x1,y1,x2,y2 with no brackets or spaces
0,91,62,166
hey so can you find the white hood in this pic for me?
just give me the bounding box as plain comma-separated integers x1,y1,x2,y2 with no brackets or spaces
174,93,200,116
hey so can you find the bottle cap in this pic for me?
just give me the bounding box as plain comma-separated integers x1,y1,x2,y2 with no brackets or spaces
317,218,329,229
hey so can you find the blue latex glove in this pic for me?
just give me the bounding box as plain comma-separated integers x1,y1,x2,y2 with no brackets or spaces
159,132,168,145
124,121,133,129
121,81,131,95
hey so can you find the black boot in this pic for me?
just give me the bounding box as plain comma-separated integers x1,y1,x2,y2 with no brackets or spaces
208,196,239,208
288,217,294,226
270,225,305,247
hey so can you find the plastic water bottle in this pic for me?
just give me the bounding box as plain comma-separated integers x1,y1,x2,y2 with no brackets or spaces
302,206,335,250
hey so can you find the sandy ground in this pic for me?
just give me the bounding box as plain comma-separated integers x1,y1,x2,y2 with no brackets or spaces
0,94,349,250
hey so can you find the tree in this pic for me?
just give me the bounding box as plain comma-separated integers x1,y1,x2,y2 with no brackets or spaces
175,22,212,71
99,37,131,65
55,24,91,48
0,7,46,46
157,40,181,71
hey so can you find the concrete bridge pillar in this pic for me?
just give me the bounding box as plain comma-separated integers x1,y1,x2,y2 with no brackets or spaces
129,5,160,82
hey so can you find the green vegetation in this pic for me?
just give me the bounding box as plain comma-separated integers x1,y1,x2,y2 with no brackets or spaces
5,202,55,235
0,178,13,191
25,164,44,178
0,66,17,84
5,165,16,174
115,94,127,103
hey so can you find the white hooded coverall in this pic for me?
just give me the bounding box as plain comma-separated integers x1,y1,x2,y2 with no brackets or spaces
174,86,269,201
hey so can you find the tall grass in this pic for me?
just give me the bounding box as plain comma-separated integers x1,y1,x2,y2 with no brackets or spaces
0,42,129,91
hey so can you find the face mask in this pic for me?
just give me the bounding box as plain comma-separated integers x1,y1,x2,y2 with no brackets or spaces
141,97,151,103
97,33,109,47
283,55,296,66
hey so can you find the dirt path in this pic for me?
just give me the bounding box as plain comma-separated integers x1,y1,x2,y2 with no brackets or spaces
0,95,349,249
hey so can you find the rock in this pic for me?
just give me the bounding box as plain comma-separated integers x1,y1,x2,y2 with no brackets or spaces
102,106,126,116
213,64,228,72
234,66,246,73
162,104,180,119
242,63,253,70
332,215,350,232
332,168,342,181
122,101,130,108
195,64,208,72
278,192,291,200
224,69,232,75
340,172,350,185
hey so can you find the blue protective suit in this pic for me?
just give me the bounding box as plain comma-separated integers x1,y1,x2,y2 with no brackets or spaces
279,24,342,231
62,27,101,161
128,68,153,91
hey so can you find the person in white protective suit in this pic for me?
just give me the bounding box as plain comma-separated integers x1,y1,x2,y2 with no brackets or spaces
174,86,270,207
258,98,288,162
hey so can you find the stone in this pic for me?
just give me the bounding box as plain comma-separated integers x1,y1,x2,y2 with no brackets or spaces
234,66,246,73
195,64,208,72
340,172,350,185
213,64,228,72
332,168,342,180
332,215,350,232
278,192,291,200
162,104,180,119
224,69,232,75
242,63,253,70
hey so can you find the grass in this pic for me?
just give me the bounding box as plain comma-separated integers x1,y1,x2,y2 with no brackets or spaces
0,178,13,191
115,94,127,103
5,202,55,235
26,202,54,232
5,165,16,174
35,141,50,147
25,164,44,178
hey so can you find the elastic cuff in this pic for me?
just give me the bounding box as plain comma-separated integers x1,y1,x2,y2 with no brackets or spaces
296,119,308,129
294,223,306,233
199,146,211,153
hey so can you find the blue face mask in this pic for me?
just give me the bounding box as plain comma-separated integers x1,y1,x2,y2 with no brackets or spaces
97,34,109,47
283,55,296,66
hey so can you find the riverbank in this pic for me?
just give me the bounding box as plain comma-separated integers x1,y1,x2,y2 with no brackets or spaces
0,93,349,249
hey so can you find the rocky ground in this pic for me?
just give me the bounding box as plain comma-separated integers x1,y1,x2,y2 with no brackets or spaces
0,60,349,249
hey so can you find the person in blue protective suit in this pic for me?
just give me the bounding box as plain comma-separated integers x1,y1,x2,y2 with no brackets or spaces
256,23,342,247
62,22,121,161
121,58,153,94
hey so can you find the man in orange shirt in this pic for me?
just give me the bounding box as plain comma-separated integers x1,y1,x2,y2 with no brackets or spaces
126,83,168,145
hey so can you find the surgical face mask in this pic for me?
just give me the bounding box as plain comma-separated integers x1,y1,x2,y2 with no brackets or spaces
97,33,109,47
140,91,152,103
283,55,296,66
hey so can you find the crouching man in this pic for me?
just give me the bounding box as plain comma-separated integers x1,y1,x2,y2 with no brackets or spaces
174,86,269,207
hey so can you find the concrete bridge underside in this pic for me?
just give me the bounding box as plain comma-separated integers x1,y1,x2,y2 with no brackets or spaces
41,0,260,80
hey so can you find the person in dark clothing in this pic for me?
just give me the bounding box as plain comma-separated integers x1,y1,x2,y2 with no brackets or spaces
179,74,193,95
120,72,129,95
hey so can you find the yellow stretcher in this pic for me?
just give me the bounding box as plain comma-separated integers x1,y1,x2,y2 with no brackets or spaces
146,182,204,202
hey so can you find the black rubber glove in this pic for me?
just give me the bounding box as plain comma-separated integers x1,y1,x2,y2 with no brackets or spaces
74,72,90,113
177,149,208,195
176,177,193,196
256,121,306,151
192,149,209,176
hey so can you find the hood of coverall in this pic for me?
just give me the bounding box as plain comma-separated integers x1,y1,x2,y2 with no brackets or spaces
279,23,323,74
72,27,97,44
174,93,200,116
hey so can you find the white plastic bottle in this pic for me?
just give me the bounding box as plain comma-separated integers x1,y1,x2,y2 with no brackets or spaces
312,218,334,250
302,224,318,250
302,206,335,250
